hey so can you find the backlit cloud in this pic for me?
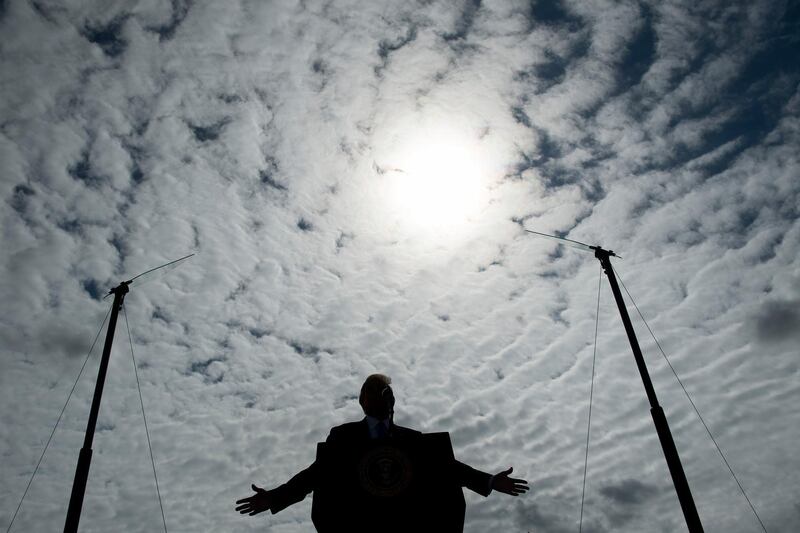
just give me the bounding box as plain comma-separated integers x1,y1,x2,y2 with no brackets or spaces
1,1,798,532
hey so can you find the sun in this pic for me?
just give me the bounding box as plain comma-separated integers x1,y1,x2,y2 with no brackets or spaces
377,125,488,233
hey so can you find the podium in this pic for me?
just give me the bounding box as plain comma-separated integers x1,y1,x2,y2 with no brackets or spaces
311,432,466,532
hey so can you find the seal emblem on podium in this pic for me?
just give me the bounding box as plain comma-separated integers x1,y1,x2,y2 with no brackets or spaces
357,445,414,497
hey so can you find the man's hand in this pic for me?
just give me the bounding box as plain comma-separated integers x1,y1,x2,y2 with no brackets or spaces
235,484,274,516
491,467,529,496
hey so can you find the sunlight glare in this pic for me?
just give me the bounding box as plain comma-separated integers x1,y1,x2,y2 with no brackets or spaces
381,127,488,232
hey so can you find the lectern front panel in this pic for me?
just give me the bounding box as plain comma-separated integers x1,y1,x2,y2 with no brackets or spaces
311,432,465,532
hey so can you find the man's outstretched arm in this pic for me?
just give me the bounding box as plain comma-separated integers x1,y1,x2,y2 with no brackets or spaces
235,484,274,516
453,461,529,497
490,467,529,496
236,427,345,518
235,461,319,516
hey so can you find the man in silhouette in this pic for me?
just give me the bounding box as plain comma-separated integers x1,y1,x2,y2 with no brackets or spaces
235,374,529,519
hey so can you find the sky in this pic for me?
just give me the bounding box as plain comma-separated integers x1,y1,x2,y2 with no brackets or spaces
1,0,799,531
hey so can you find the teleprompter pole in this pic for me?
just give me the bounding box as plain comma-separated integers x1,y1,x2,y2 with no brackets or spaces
594,248,704,533
64,282,129,533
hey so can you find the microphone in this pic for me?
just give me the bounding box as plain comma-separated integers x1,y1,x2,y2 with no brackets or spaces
381,386,395,427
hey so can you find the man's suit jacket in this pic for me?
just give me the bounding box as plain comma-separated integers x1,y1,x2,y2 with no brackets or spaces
270,418,492,514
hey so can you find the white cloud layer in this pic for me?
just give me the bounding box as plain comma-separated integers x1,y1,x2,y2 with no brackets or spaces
2,0,799,531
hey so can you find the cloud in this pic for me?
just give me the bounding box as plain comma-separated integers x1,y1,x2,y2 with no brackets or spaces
513,500,572,533
1,0,799,532
599,478,660,506
754,298,800,344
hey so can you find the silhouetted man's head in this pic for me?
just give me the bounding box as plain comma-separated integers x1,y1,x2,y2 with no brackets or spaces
359,374,394,419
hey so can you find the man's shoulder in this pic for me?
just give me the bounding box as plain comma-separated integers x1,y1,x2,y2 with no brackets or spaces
392,424,422,438
325,420,365,442
326,419,422,441
330,420,365,434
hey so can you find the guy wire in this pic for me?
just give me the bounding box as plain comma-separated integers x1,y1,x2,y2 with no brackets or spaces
579,264,603,533
123,305,169,533
5,304,112,533
615,269,768,533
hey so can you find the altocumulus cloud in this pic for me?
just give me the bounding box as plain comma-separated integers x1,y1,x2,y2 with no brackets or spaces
1,0,799,532
754,298,800,344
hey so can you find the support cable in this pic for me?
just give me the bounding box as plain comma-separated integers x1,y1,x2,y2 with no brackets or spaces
5,304,112,533
579,265,603,533
122,305,168,533
614,269,768,533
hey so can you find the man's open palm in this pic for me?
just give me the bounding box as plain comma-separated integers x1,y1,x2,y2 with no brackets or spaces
491,467,529,496
235,484,274,516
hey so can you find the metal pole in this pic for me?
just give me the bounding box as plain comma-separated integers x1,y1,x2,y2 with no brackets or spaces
64,282,129,533
594,248,704,533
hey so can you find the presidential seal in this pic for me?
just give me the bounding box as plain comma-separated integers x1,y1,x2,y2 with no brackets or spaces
357,445,413,498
